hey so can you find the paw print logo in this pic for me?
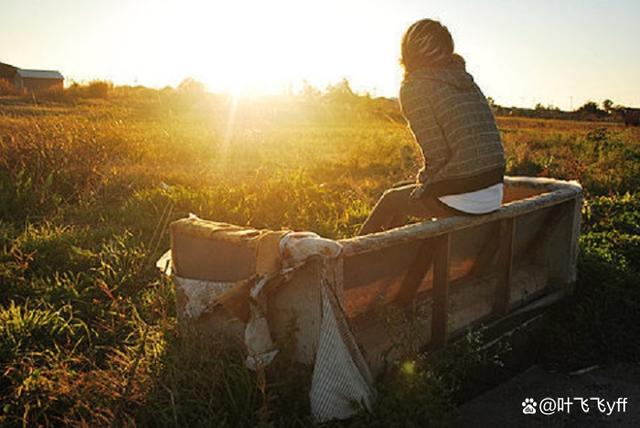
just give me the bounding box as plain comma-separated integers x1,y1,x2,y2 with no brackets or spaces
522,398,537,415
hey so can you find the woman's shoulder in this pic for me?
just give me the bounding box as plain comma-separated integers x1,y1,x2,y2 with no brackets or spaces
399,76,435,106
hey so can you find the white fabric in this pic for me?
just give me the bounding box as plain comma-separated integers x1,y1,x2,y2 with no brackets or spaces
156,249,172,275
244,313,279,370
245,274,279,370
438,182,503,214
279,231,343,261
159,231,375,422
173,276,235,319
279,233,374,421
310,259,376,421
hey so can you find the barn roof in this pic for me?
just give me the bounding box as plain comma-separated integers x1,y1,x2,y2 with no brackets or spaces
16,69,63,79
0,61,18,70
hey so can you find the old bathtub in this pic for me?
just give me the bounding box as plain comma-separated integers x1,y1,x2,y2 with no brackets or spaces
164,176,583,375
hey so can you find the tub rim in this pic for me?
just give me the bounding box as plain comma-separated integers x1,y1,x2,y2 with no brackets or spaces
340,176,583,257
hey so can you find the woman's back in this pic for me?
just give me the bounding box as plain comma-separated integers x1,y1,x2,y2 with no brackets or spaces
400,58,505,198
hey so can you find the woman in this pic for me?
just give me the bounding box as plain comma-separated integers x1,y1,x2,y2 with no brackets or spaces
358,19,505,235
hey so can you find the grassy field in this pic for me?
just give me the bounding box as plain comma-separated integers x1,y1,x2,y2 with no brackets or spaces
1,90,639,426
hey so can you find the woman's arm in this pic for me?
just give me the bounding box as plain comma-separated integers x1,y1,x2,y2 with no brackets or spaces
399,84,451,192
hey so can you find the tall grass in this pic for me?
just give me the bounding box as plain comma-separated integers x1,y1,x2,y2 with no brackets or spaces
1,92,639,426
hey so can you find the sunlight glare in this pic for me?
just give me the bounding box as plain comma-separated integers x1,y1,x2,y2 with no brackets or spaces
160,0,383,96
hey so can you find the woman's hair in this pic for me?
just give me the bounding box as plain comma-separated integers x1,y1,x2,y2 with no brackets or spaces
400,19,463,78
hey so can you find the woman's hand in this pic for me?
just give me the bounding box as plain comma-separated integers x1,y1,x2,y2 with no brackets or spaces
410,182,426,199
416,166,428,183
411,167,428,198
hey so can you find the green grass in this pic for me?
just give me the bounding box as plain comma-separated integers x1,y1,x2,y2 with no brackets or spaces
1,90,639,426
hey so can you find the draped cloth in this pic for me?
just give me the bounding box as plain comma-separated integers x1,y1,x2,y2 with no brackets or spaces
157,215,375,422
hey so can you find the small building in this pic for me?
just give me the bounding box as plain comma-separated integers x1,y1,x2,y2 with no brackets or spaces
0,61,64,93
15,69,64,92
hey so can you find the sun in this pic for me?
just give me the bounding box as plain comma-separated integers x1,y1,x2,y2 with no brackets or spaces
136,0,396,97
171,0,343,97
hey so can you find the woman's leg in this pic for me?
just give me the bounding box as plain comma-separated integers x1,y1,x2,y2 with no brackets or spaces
358,184,458,235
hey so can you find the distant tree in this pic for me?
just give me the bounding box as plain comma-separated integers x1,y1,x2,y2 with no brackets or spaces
178,78,206,95
577,101,607,119
324,78,358,105
326,78,354,97
612,103,627,114
602,99,614,114
300,80,320,98
578,101,600,114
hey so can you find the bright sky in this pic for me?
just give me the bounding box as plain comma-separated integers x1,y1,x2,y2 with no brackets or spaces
1,0,639,109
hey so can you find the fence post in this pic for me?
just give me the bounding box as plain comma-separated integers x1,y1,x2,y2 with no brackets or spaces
431,233,451,348
494,217,515,316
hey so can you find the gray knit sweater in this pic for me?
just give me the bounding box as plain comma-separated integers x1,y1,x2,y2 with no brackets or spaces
399,61,505,197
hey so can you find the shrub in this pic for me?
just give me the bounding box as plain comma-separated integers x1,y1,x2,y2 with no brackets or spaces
65,80,113,99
